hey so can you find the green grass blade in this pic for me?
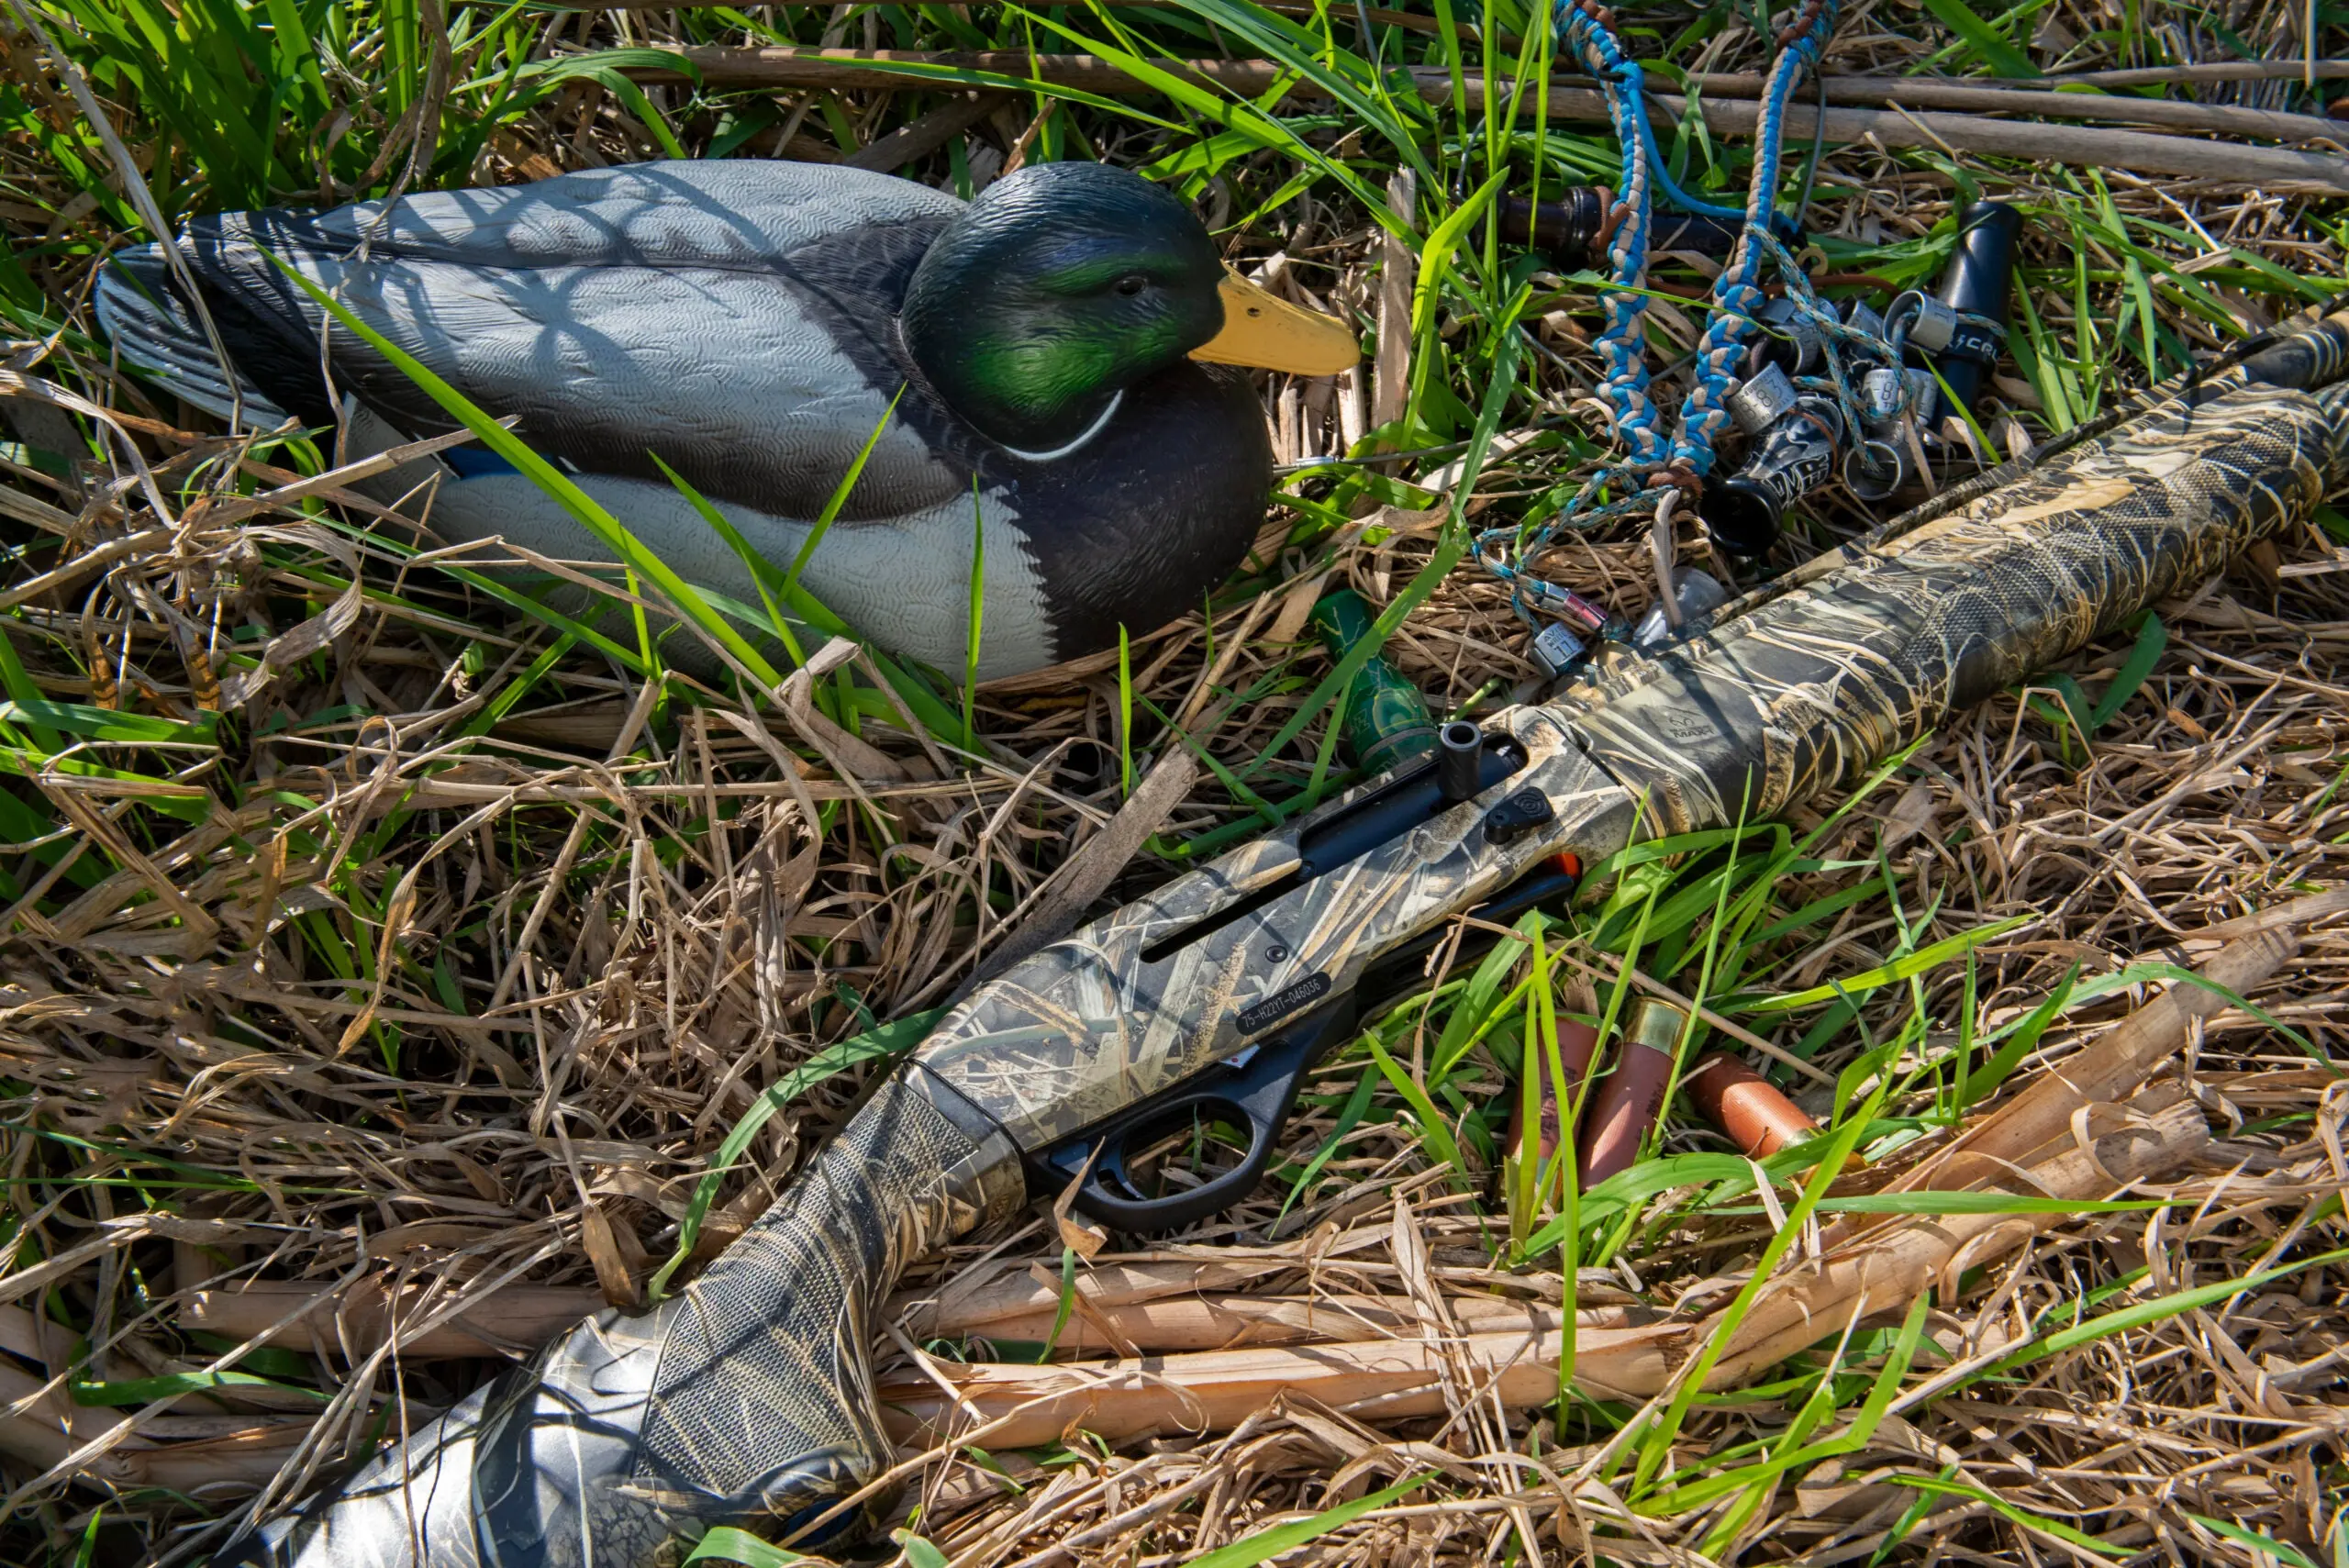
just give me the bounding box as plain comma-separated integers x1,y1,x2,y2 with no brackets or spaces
891,1532,951,1568
1896,1475,2123,1554
1189,1473,1431,1567
1796,1192,2175,1216
1959,962,2076,1107
1913,0,2041,77
1118,623,1134,796
680,1528,809,1566
1736,916,2032,1014
2187,1517,2326,1568
965,480,986,740
651,451,807,667
1432,923,1537,1076
1846,1294,1930,1447
2019,1245,2349,1368
1631,1075,1890,1492
1038,1243,1082,1361
646,1006,946,1298
459,632,576,740
1275,1068,1376,1224
73,1367,327,1407
1239,329,1520,774
0,699,211,745
1366,1033,1466,1190
1147,0,1438,192
782,387,905,601
2087,613,2165,730
1009,6,1394,213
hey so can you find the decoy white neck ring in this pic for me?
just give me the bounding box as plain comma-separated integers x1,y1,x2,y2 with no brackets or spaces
999,390,1125,464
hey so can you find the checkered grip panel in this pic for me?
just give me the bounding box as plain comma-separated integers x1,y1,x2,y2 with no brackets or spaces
635,1078,983,1515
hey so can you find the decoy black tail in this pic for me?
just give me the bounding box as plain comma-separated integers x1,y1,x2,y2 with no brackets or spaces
94,244,289,429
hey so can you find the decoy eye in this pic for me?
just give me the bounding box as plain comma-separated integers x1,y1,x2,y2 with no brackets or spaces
1113,274,1148,297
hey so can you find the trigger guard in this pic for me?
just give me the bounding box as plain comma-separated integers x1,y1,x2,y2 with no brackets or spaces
1074,1086,1280,1234
1039,998,1353,1234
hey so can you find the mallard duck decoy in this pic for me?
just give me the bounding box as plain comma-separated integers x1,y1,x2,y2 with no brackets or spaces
95,159,1358,679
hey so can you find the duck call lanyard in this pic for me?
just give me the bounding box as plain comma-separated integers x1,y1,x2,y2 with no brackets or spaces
1476,0,1837,622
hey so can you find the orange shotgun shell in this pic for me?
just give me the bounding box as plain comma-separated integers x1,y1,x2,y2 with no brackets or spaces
1686,1053,1818,1158
1506,1018,1601,1168
1577,999,1684,1186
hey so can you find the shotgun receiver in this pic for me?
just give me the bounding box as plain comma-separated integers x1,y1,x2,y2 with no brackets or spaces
219,312,2349,1568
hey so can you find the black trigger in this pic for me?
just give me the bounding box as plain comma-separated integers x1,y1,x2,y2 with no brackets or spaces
1198,996,1356,1133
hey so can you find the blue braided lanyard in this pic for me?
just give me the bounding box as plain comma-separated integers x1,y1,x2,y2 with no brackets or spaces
1480,2,1836,626
1474,2,1649,623
1557,0,1669,471
1475,0,1664,623
1666,1,1837,478
1552,0,1837,481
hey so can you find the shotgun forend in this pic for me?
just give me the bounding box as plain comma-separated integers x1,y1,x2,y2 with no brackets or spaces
217,311,2349,1568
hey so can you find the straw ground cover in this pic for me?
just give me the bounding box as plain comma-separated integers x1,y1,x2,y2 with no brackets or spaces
0,0,2344,1562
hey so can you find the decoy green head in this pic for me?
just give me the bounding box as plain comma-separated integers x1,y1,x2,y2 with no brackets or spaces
902,161,1357,457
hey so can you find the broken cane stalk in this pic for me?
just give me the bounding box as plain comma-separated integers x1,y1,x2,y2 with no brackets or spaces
619,52,2349,193
1831,895,2323,1244
876,1102,2208,1449
182,1260,1612,1361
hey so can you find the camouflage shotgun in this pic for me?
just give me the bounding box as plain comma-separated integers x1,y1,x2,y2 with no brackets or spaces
219,310,2349,1567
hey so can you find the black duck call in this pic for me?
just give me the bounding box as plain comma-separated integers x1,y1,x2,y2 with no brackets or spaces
1895,198,2022,424
1500,189,1752,268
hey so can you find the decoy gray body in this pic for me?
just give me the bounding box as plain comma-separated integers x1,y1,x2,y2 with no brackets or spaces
97,160,1358,677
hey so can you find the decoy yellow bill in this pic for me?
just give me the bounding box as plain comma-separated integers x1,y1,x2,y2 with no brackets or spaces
1191,267,1361,375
